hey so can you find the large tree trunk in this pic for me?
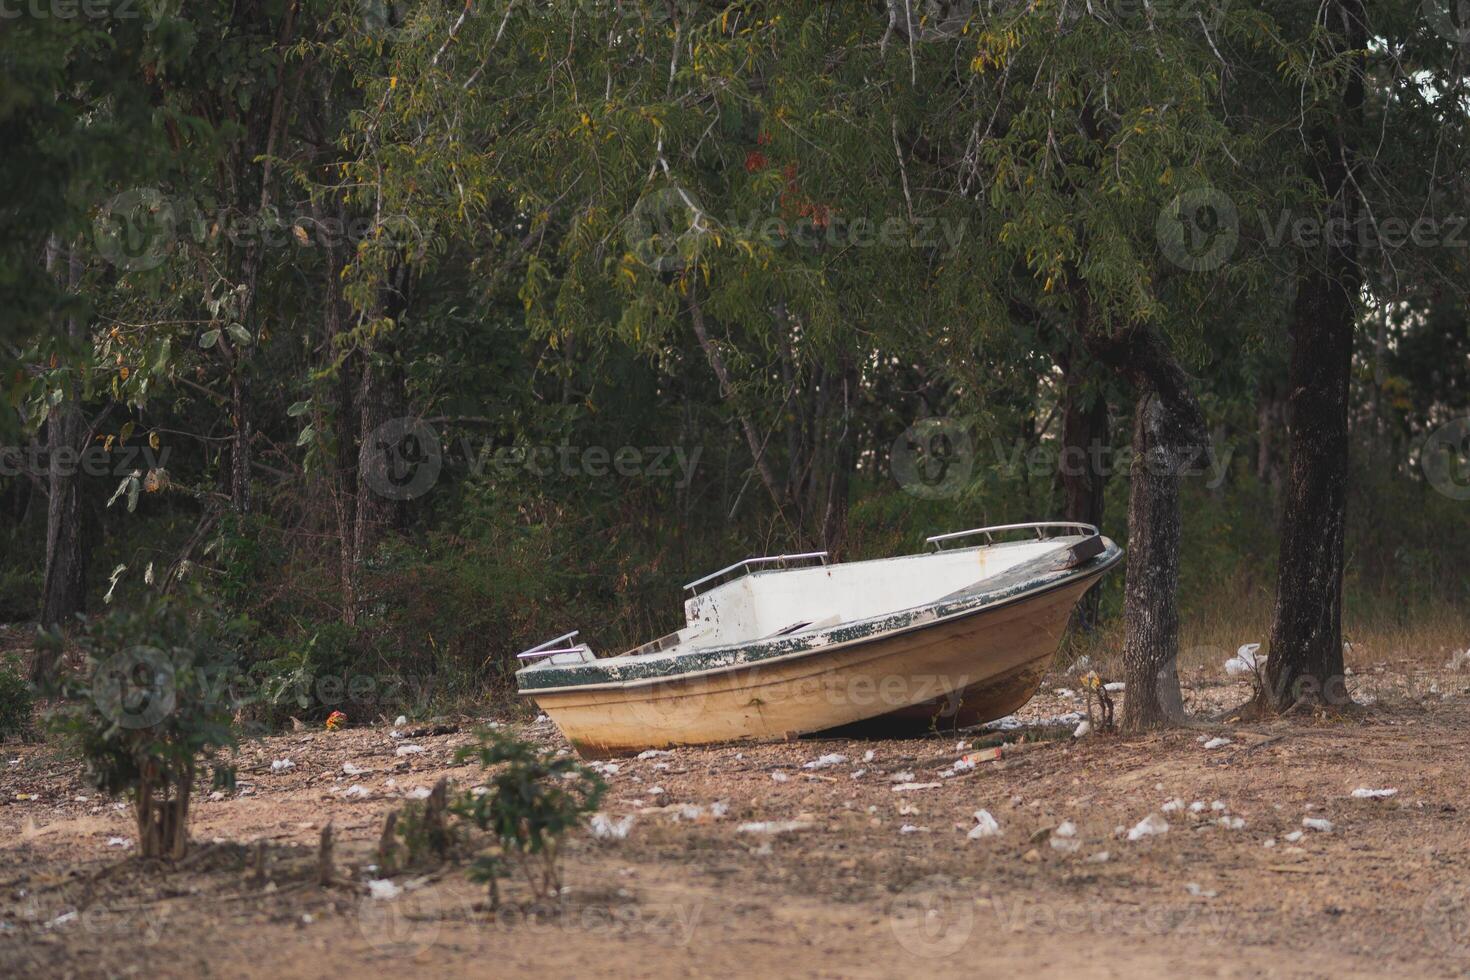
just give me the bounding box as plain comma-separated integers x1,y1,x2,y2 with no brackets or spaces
1059,353,1109,631
1120,393,1187,730
1261,0,1363,713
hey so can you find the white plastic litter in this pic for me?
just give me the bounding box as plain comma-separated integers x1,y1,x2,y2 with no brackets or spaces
1351,787,1398,799
967,810,1002,839
367,879,402,901
1283,830,1305,843
1210,801,1227,812
1088,851,1111,863
1218,816,1246,830
1073,720,1093,738
862,749,876,762
394,715,408,727
395,744,425,756
106,837,132,848
770,772,789,783
1225,643,1261,677
342,762,370,776
1189,801,1206,813
1203,737,1233,750
736,820,811,835
406,786,432,800
899,824,929,834
1126,814,1170,841
1185,882,1218,898
891,782,942,792
803,753,848,770
589,814,636,839
1104,682,1125,692
343,784,370,799
1050,821,1081,852
1162,798,1185,814
637,749,673,759
1445,649,1470,671
1302,817,1334,832
270,759,295,772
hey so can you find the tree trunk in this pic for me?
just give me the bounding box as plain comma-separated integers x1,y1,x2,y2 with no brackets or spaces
38,242,88,676
1059,355,1109,631
1119,393,1188,731
1261,0,1363,713
353,353,409,569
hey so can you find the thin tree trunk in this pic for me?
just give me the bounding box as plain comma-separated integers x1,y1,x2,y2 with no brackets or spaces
1262,0,1364,712
1120,393,1188,730
38,241,89,670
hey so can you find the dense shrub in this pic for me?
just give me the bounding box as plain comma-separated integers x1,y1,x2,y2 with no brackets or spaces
0,656,33,740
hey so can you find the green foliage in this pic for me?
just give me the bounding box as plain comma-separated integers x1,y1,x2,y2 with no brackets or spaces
44,589,246,859
453,729,606,904
0,657,34,741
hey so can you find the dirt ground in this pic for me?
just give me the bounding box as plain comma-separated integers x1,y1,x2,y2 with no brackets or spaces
3,656,1470,979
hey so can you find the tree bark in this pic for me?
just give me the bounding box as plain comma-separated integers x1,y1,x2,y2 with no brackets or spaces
1120,393,1188,731
1261,0,1364,712
38,242,89,674
1059,351,1109,630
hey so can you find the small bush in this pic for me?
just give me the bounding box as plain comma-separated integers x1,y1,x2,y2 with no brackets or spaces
452,729,605,905
0,657,34,740
45,590,247,859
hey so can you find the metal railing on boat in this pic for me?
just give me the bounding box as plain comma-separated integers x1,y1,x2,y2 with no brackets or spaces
925,522,1099,551
682,551,830,596
516,630,593,661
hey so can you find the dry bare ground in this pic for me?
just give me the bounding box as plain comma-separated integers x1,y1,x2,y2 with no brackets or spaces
3,657,1470,979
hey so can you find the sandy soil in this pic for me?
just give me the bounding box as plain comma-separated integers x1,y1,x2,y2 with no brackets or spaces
3,660,1470,979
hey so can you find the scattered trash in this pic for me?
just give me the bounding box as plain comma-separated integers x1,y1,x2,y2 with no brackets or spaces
899,824,929,834
967,810,1002,839
1225,643,1261,677
1263,838,1277,848
1073,720,1092,738
394,715,408,727
959,746,1002,765
1445,649,1470,671
1210,801,1227,812
343,785,370,800
1162,798,1185,813
590,814,636,839
1283,830,1305,843
367,879,402,900
1087,850,1110,863
891,782,942,792
637,749,673,760
1050,821,1081,852
1104,682,1125,693
1217,816,1246,830
45,911,78,929
342,762,370,776
1126,814,1170,841
889,772,915,782
395,744,425,756
270,759,295,773
325,710,347,731
647,786,665,796
1203,737,1233,750
1185,882,1218,898
1055,688,1076,698
1351,787,1398,800
803,753,848,770
1188,801,1206,813
1302,817,1334,832
674,801,728,822
771,772,789,783
863,749,876,762
106,837,132,848
736,820,812,835
406,786,432,800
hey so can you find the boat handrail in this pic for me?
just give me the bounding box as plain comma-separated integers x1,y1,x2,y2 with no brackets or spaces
925,522,1099,551
683,551,830,595
517,630,589,660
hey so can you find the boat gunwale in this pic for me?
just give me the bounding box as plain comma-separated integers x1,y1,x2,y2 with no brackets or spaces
517,539,1121,696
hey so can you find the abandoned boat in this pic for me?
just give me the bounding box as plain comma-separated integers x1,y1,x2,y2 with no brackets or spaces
515,523,1123,757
